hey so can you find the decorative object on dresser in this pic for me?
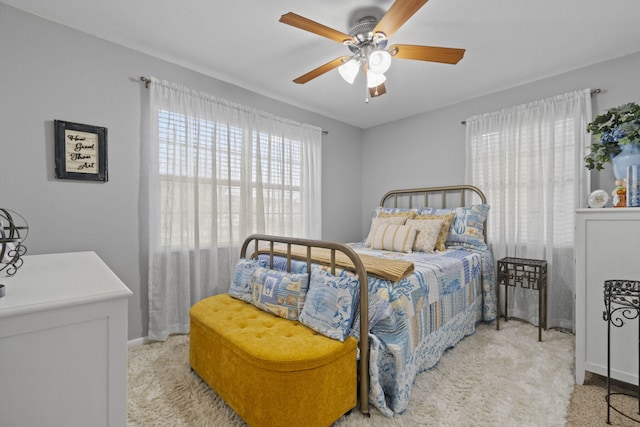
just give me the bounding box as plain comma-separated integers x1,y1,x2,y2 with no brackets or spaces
588,189,610,208
627,164,640,207
0,208,28,280
614,143,640,180
575,208,640,388
612,180,627,207
585,102,640,178
496,257,548,341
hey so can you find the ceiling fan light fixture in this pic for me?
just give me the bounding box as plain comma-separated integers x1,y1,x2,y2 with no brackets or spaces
367,71,386,88
338,58,360,84
368,50,392,74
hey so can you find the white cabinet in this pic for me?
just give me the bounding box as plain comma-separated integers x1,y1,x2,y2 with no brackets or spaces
0,252,132,427
575,208,640,385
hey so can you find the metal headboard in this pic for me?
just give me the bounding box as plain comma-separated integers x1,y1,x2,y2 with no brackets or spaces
379,185,488,241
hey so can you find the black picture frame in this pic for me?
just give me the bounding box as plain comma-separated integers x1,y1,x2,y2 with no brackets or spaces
54,120,108,182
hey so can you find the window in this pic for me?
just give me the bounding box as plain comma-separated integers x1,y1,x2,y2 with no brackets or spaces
469,118,576,247
145,77,322,341
158,110,306,247
465,88,591,330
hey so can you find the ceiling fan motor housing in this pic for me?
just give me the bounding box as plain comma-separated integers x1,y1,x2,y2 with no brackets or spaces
347,16,387,54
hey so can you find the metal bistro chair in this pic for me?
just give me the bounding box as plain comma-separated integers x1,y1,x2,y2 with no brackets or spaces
604,279,640,424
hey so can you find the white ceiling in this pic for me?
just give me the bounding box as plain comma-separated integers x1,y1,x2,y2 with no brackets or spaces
5,0,640,129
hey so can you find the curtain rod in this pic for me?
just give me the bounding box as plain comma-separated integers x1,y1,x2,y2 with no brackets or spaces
140,76,329,135
459,88,602,125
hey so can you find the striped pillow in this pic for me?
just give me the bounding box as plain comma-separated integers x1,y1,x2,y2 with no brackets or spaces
371,224,417,253
365,216,407,246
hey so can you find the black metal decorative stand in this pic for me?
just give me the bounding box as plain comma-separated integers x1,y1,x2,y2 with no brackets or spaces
0,208,28,279
604,279,640,424
496,257,548,341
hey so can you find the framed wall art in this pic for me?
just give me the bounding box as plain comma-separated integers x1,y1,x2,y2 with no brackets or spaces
54,120,108,182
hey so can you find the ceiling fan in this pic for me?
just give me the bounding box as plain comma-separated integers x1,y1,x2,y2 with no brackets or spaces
279,0,465,102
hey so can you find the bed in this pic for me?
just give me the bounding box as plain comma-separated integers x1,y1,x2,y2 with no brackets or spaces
251,185,496,417
190,185,496,422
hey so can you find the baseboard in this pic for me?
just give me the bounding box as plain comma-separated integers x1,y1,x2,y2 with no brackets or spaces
127,337,150,350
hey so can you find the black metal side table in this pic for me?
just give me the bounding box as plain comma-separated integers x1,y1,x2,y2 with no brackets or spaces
604,279,640,424
496,257,548,341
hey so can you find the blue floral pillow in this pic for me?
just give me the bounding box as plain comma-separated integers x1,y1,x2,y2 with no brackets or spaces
299,268,359,342
250,267,309,320
419,204,490,250
228,258,267,303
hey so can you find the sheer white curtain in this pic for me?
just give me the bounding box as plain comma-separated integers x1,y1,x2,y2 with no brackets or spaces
144,77,322,341
465,89,592,330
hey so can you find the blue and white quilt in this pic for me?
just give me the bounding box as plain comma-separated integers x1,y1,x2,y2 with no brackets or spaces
349,243,496,416
260,245,496,417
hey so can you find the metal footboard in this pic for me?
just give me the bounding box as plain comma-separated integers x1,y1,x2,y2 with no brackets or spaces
241,234,370,416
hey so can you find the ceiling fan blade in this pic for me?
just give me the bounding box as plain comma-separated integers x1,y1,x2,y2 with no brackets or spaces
389,44,465,64
293,56,349,84
280,12,352,44
374,0,429,39
369,83,387,98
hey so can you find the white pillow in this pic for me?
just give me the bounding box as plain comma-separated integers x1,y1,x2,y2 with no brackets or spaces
364,216,407,246
406,219,444,253
371,223,417,253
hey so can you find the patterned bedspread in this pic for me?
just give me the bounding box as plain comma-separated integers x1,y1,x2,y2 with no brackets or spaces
261,245,496,417
349,243,496,416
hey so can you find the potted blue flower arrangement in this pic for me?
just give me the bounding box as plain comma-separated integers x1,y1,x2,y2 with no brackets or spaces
585,102,640,177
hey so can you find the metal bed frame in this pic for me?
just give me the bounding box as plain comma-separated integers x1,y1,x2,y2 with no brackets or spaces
239,185,487,416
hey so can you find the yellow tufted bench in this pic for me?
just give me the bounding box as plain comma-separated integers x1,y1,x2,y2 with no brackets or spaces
189,293,358,427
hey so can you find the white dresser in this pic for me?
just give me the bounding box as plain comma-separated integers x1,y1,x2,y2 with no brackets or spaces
575,208,640,385
0,251,132,427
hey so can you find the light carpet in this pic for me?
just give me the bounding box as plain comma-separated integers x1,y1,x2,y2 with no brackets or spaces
127,321,574,427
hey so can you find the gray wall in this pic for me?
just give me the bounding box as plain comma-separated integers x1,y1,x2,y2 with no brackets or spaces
361,51,640,237
4,2,640,340
0,4,363,340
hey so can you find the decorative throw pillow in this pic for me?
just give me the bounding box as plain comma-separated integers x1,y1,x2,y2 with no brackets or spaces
371,223,417,253
364,216,407,246
250,267,309,320
406,218,444,253
228,258,268,303
374,207,418,219
446,204,490,250
414,212,456,251
299,268,359,342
